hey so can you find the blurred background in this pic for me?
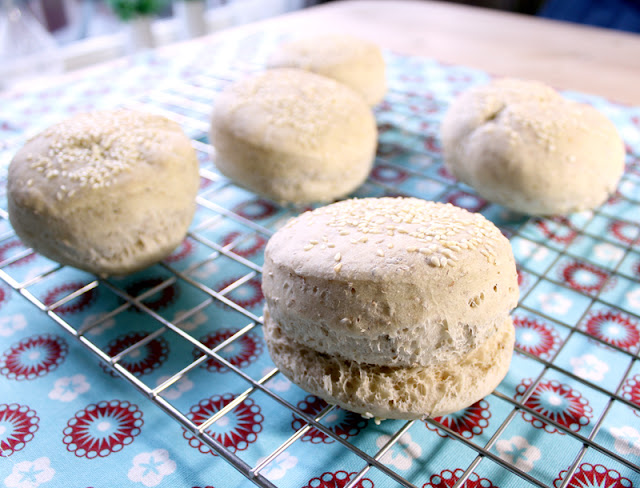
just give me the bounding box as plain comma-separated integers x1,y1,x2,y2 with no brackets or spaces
1,0,639,87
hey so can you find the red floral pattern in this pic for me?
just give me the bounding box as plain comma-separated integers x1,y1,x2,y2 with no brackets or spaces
0,404,39,456
292,395,368,443
515,379,593,434
424,136,441,153
437,165,456,182
215,277,264,309
553,463,633,488
165,239,195,263
0,283,9,310
560,261,610,294
513,316,560,360
376,143,405,158
609,220,638,245
535,218,579,245
517,269,530,291
583,310,640,351
43,281,97,314
233,199,278,221
423,469,498,488
183,393,263,455
220,232,267,258
1,334,68,380
427,400,491,439
303,471,374,488
0,239,35,266
62,400,143,458
622,374,640,417
124,277,179,312
197,329,263,373
370,164,409,184
446,191,488,213
104,332,169,377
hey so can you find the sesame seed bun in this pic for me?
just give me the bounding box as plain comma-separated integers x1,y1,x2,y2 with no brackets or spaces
7,110,200,276
264,312,514,420
262,197,518,419
209,68,377,204
441,78,625,215
267,35,387,106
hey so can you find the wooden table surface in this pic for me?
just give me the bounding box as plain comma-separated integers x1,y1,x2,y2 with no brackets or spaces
212,0,640,105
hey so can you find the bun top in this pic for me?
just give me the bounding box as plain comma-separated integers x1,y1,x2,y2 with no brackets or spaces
263,197,519,365
9,110,192,206
267,35,386,105
269,197,511,278
441,78,625,215
211,68,375,160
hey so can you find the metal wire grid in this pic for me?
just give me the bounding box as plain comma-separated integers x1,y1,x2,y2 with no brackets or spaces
0,66,639,488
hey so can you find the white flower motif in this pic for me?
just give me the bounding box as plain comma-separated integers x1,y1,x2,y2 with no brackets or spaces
0,313,27,337
257,452,298,481
4,457,55,488
48,374,90,402
538,292,573,315
191,261,220,279
626,288,640,310
593,243,624,262
621,125,640,145
495,436,541,473
128,449,176,487
155,375,193,400
415,180,443,194
570,354,609,381
408,154,433,168
83,313,116,336
173,310,207,331
23,266,56,283
376,432,422,470
610,426,640,457
619,180,637,197
517,240,549,262
263,367,291,392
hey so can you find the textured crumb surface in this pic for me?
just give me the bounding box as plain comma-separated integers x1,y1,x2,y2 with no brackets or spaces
209,68,377,204
262,197,519,367
441,78,625,215
8,109,200,276
267,34,387,106
264,311,515,420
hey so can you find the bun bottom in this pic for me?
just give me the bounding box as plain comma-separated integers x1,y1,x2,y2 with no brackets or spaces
263,310,514,420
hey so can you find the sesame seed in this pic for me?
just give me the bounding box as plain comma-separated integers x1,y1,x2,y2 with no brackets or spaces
334,252,342,262
304,244,313,251
288,197,505,269
334,263,342,272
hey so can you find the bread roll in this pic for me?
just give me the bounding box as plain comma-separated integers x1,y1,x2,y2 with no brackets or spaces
7,110,200,276
209,69,377,205
441,78,625,215
267,34,386,106
262,197,518,419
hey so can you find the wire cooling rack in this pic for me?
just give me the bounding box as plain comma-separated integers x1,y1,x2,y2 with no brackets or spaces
1,54,639,488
